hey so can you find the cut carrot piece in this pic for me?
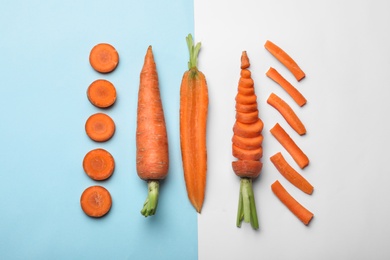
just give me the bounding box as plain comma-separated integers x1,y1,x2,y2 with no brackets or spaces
232,160,262,179
89,43,119,73
271,180,313,225
232,134,263,150
270,123,309,169
264,40,305,81
236,110,259,124
80,185,112,218
83,148,115,181
270,152,313,194
266,67,306,107
233,119,263,138
85,113,115,142
235,102,258,113
267,92,306,135
240,51,250,69
87,79,117,108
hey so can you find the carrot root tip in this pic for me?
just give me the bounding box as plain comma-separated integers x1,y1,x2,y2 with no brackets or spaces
236,178,259,230
140,180,160,217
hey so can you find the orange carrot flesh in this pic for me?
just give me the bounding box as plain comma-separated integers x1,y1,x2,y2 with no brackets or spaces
85,113,115,142
136,46,169,217
180,34,208,213
80,185,112,218
270,152,313,194
270,123,309,169
271,180,313,225
267,92,306,135
87,79,117,108
89,43,119,73
83,148,115,181
266,67,306,107
264,40,305,81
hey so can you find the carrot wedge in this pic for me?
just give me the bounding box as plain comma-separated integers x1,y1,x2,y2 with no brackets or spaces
267,92,306,135
270,123,309,169
266,67,306,107
271,180,313,225
270,152,313,194
264,40,305,81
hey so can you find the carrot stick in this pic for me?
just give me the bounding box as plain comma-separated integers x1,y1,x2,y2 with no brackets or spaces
270,123,309,169
271,180,313,225
264,40,305,81
89,43,119,73
83,148,115,181
232,51,263,229
80,185,112,218
267,92,306,135
136,46,169,217
266,67,306,107
180,34,208,213
87,79,117,108
85,113,116,142
270,152,313,194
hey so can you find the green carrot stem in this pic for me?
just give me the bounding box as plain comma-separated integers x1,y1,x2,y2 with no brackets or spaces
141,180,160,217
236,178,259,229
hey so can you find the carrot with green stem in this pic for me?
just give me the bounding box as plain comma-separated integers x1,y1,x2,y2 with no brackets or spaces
136,46,169,217
180,34,209,213
232,51,263,229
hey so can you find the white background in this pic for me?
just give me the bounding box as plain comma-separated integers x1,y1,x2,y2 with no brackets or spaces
195,0,390,259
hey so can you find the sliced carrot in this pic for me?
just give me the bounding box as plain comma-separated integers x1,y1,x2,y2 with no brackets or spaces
271,180,313,225
240,51,250,69
85,113,115,142
232,160,262,179
266,67,307,107
89,43,119,73
270,152,313,194
235,93,257,105
238,77,254,88
87,79,117,108
235,102,258,113
235,110,259,124
233,119,263,138
264,40,305,81
83,148,115,181
80,185,112,218
267,92,306,135
270,123,309,169
232,134,263,150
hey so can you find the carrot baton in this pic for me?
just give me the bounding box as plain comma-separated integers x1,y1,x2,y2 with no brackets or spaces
264,40,305,81
270,152,313,194
232,51,263,229
271,180,313,225
180,34,209,213
136,46,169,217
266,67,306,107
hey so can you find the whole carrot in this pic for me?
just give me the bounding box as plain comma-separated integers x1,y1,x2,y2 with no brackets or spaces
232,51,263,229
180,34,209,213
136,46,169,217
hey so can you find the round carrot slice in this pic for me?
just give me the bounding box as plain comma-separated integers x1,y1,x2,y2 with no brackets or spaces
85,113,115,142
83,148,115,181
80,185,112,218
89,43,119,73
87,79,117,108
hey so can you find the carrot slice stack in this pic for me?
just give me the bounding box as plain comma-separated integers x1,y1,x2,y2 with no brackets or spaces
264,40,305,81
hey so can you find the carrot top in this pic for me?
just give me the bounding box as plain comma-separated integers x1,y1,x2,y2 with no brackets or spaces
186,34,201,71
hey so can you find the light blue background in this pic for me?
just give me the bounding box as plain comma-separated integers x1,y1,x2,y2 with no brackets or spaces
0,1,197,259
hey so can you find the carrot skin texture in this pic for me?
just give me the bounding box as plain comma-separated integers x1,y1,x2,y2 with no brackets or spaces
270,123,309,169
264,40,305,81
267,92,306,135
270,152,313,194
266,67,307,107
271,180,313,225
180,34,208,213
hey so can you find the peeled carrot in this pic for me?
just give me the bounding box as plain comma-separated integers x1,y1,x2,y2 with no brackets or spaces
85,113,116,142
270,123,309,169
80,185,112,218
271,180,313,225
266,67,306,107
267,92,306,135
136,46,169,217
87,79,117,108
232,51,263,229
83,148,115,181
180,34,208,213
270,152,313,194
264,40,305,81
89,43,119,73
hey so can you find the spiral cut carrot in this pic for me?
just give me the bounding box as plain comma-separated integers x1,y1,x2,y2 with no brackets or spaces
232,51,263,230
